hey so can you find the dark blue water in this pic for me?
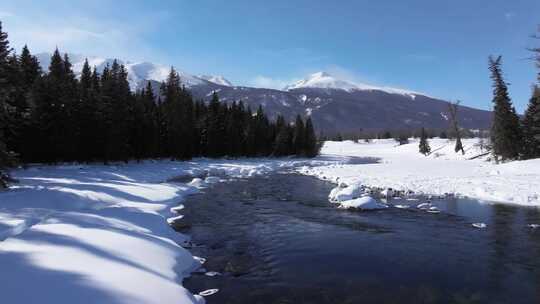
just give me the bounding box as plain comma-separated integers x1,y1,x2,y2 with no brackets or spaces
179,173,540,304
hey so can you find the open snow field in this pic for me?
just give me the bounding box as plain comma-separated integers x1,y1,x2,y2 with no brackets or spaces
0,159,326,304
301,139,540,207
1,139,539,303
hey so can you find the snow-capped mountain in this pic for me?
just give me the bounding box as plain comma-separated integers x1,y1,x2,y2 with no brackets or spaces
198,75,233,87
33,52,492,133
284,71,421,99
284,72,358,92
36,53,209,90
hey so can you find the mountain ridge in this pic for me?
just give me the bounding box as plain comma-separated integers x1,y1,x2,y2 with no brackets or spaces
34,52,492,133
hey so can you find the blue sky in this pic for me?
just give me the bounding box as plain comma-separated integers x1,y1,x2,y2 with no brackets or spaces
1,0,539,112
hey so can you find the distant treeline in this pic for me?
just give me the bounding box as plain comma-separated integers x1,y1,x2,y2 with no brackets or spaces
0,22,320,183
323,128,488,142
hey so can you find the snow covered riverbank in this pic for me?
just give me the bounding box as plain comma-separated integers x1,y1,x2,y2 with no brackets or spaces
2,140,538,303
301,139,540,207
0,158,325,304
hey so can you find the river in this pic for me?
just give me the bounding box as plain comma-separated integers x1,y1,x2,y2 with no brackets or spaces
177,172,540,304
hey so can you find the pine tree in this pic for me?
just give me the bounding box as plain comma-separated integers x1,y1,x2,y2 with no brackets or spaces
272,115,290,156
530,26,540,83
141,81,159,158
205,91,226,157
304,117,319,157
100,61,131,162
76,59,100,162
419,127,431,155
293,115,305,156
0,22,16,186
19,45,41,86
448,101,465,154
523,28,540,159
488,56,523,160
15,46,41,160
161,68,190,159
522,86,540,159
179,88,195,159
0,22,17,188
253,105,270,156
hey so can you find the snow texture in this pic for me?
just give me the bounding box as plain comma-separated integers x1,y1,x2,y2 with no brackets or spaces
300,139,540,207
0,158,326,304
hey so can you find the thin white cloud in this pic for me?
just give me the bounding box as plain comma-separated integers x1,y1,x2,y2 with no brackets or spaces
504,12,516,21
1,10,166,63
0,11,14,18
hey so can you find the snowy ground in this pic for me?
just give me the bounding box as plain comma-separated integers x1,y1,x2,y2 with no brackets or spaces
0,158,331,304
1,139,539,304
300,138,540,207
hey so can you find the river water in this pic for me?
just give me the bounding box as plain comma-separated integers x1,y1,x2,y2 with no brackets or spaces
178,172,540,304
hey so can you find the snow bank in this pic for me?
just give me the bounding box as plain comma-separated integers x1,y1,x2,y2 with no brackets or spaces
339,196,388,210
300,139,540,207
0,158,322,304
328,184,364,202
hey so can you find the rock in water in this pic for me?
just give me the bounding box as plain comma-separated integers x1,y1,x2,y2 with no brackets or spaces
188,178,206,188
417,202,432,210
204,176,221,184
427,206,441,214
394,204,411,209
472,223,487,229
199,289,219,297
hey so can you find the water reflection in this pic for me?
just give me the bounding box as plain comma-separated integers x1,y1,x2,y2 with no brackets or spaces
180,174,540,304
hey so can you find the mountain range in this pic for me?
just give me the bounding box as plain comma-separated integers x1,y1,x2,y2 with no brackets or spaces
35,53,492,134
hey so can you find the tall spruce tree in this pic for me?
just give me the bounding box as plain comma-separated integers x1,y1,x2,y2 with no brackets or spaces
293,115,305,156
522,86,540,159
0,21,15,187
272,115,291,156
419,127,431,155
530,26,540,83
488,56,523,160
205,91,226,157
304,117,319,157
101,61,131,162
76,59,101,161
523,27,540,159
15,45,41,160
161,68,189,159
448,101,464,154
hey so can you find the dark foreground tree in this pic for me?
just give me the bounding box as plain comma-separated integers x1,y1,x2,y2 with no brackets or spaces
0,21,15,187
448,101,464,155
304,117,319,157
523,27,540,159
293,115,305,155
418,127,431,156
529,25,540,83
522,86,540,159
488,56,522,160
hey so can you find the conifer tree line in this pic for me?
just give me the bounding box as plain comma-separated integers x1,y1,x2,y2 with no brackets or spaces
0,22,320,185
486,26,540,161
